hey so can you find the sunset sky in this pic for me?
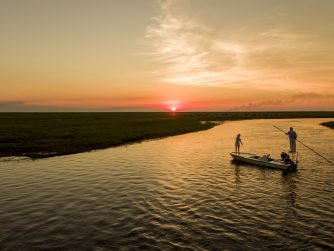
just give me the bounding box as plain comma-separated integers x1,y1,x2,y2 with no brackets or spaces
1,0,334,111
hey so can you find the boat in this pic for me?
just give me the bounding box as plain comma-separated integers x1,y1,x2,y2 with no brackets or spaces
230,152,297,170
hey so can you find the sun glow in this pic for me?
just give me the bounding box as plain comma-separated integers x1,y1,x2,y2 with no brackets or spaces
170,106,177,112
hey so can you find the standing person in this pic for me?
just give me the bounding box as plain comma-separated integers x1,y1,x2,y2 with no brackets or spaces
286,127,297,153
235,133,243,154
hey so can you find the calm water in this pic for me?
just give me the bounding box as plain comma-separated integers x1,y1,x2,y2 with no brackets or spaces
0,118,333,250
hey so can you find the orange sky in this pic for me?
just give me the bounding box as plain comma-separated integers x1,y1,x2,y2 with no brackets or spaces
1,0,334,111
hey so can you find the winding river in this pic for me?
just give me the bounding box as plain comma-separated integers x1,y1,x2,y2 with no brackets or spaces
0,118,333,250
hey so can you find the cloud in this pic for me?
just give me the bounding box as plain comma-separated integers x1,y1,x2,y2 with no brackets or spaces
0,97,163,112
0,101,58,112
145,0,250,86
230,93,334,111
144,0,319,89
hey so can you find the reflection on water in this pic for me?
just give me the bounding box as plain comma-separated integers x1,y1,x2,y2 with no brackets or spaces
234,166,241,188
281,172,298,206
0,118,334,250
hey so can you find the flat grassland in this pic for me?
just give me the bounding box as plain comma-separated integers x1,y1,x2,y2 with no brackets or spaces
1,112,333,158
321,121,334,129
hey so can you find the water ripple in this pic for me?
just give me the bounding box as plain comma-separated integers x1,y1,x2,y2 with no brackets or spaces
0,118,334,250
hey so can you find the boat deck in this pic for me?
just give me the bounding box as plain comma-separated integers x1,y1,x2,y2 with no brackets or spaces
230,152,297,170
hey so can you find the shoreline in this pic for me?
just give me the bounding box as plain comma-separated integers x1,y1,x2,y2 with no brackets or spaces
1,112,334,159
20,123,218,159
320,121,334,129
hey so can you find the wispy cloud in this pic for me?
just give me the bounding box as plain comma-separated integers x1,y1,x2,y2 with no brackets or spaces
0,101,58,112
230,93,334,111
144,0,316,88
0,99,161,112
145,0,249,86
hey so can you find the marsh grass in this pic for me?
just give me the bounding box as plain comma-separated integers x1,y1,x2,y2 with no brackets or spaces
1,112,333,158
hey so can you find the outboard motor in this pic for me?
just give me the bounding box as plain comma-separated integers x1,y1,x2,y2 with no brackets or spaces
281,152,298,171
281,152,292,164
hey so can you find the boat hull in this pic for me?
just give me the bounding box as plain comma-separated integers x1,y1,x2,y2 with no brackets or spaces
230,152,296,170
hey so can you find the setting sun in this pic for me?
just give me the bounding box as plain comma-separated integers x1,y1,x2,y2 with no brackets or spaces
0,1,334,250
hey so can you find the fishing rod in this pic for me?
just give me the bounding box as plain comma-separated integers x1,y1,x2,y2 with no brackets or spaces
273,125,334,165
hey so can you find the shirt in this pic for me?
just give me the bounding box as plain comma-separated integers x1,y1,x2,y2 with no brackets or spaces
288,131,297,141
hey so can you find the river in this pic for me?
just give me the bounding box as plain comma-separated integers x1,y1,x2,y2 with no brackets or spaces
0,118,333,250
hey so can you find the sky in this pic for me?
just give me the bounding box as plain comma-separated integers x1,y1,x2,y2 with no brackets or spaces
1,0,334,112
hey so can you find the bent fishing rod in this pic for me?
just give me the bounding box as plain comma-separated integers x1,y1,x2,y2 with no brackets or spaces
273,125,334,165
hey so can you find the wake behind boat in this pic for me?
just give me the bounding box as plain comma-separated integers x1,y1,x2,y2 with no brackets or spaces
230,152,297,171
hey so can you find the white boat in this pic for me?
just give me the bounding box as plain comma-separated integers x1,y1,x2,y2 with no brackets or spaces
230,152,297,170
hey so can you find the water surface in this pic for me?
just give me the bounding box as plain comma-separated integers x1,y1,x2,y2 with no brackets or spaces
0,118,333,250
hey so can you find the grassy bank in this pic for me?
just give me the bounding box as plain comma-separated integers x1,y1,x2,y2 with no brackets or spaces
321,121,334,129
1,112,334,158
